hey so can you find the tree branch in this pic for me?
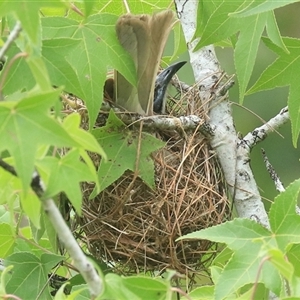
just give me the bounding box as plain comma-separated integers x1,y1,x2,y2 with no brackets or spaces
174,0,270,227
0,21,22,61
261,148,285,193
0,159,103,298
242,106,289,150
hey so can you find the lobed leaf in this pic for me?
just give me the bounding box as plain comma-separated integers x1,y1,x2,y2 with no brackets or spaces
231,0,300,17
0,89,78,191
91,110,165,195
247,38,300,146
4,252,63,299
195,0,287,103
42,14,136,128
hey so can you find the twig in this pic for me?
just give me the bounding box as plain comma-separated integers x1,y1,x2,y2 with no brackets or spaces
0,159,17,176
0,21,22,61
100,103,214,136
0,159,103,298
171,77,193,93
240,106,289,151
69,3,84,17
125,114,214,137
261,149,285,193
261,148,300,215
63,92,214,136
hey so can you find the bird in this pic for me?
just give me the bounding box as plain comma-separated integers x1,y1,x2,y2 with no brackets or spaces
111,10,186,116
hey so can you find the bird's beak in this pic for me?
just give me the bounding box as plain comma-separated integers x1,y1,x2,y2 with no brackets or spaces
156,61,187,87
153,61,187,114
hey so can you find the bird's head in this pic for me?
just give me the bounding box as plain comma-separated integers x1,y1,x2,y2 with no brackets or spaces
153,61,187,114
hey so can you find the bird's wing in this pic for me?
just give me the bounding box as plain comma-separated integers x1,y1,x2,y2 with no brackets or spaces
142,10,174,115
115,11,174,115
115,14,150,115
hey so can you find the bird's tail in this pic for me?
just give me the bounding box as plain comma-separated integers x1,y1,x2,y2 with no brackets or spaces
114,11,174,115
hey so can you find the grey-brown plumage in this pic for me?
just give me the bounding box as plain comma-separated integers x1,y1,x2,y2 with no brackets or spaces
114,11,174,115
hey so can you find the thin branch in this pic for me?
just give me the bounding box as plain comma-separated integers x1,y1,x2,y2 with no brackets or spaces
43,197,102,298
241,107,289,151
63,96,214,137
261,148,300,215
174,0,271,228
121,114,214,137
0,159,103,298
0,159,17,176
0,21,22,61
261,148,285,193
69,3,84,16
171,77,193,93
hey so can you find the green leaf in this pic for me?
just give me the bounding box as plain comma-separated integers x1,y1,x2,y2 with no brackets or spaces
62,113,106,158
26,56,53,90
4,252,63,300
171,22,187,60
268,248,294,281
0,206,10,224
92,110,165,194
231,0,300,17
268,247,300,297
69,284,92,298
265,12,288,53
100,274,139,300
53,282,69,300
43,209,59,252
0,265,13,296
0,166,18,205
210,266,222,286
62,113,106,196
184,286,214,300
30,216,45,243
83,0,96,18
212,246,233,268
42,37,83,98
234,12,267,101
100,273,171,300
238,283,268,300
20,190,41,228
0,0,64,46
178,180,300,299
269,178,300,250
178,219,281,298
0,223,15,257
195,1,286,102
89,0,170,16
0,89,78,191
0,159,41,228
37,149,97,214
42,14,136,128
247,38,300,146
1,43,35,94
123,276,169,300
287,244,300,277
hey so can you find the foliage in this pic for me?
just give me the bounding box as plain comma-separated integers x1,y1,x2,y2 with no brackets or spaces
179,179,300,299
92,110,165,194
196,0,300,146
0,0,299,299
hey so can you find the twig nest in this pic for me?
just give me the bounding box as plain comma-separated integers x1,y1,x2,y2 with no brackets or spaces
77,83,229,276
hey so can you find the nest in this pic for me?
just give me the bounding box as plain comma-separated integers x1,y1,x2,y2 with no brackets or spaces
75,80,230,277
